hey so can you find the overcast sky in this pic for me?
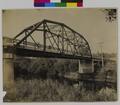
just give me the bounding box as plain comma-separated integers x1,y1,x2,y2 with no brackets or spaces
2,8,117,54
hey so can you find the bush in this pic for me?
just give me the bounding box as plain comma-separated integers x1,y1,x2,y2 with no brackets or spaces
4,79,117,102
96,87,117,101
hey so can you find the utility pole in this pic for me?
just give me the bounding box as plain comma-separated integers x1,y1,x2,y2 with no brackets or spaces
98,42,104,69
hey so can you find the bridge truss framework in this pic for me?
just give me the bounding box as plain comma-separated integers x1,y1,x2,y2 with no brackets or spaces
13,19,92,60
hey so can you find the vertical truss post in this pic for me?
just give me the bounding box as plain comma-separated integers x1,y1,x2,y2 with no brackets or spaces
66,41,68,53
73,32,76,55
57,35,60,51
43,21,46,51
24,31,28,48
61,25,64,53
92,59,94,73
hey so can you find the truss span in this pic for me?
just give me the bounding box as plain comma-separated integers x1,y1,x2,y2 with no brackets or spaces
13,19,92,58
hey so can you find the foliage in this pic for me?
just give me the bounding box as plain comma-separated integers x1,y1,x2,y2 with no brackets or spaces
96,87,117,101
103,9,117,22
14,58,78,79
10,55,117,102
4,79,117,102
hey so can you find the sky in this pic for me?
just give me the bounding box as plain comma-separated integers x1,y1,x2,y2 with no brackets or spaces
2,8,117,54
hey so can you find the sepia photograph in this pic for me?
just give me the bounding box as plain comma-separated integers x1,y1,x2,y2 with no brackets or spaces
2,8,117,102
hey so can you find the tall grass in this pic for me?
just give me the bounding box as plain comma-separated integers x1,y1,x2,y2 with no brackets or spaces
4,79,117,102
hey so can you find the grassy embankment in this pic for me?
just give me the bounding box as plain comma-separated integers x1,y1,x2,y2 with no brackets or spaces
4,79,117,102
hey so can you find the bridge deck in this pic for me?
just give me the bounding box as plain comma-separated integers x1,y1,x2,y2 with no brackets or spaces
15,47,92,60
3,37,115,62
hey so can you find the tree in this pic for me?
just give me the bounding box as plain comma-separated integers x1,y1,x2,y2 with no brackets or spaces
103,9,117,22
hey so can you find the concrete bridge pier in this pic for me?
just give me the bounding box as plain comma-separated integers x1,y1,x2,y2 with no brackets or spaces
3,52,15,90
78,60,93,73
78,59,93,81
78,60,83,73
78,60,84,87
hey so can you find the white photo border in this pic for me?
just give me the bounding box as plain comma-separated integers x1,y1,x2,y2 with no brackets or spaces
0,0,120,105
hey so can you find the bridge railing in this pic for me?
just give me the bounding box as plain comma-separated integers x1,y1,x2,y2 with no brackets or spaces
12,38,76,54
12,38,69,54
3,37,97,57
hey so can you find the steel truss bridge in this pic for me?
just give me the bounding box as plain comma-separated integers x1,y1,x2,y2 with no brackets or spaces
3,19,117,89
4,19,93,61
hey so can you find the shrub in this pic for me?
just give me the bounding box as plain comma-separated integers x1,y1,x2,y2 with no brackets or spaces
4,79,117,102
96,87,117,101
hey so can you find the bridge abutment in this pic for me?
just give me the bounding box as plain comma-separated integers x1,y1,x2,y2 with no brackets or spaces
3,53,15,90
